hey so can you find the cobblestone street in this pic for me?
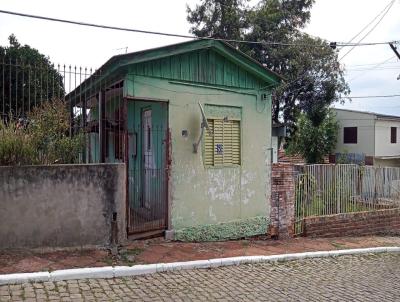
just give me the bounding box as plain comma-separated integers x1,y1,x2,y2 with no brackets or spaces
1,253,399,301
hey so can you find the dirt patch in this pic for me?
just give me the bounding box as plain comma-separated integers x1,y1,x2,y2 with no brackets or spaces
0,235,399,275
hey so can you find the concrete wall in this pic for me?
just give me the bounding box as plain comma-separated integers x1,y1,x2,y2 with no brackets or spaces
334,109,375,156
0,164,126,249
375,119,400,157
126,75,272,239
374,158,400,167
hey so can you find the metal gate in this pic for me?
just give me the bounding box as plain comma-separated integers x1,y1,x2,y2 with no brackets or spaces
127,118,170,236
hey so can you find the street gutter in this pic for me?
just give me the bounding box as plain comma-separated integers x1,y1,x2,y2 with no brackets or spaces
1,246,399,285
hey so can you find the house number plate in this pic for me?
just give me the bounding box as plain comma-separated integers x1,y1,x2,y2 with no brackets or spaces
216,144,224,155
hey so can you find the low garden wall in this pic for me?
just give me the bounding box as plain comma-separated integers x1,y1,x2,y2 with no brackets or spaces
0,164,126,249
304,208,400,238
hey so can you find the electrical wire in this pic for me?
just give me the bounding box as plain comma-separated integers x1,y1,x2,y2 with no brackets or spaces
0,9,398,48
339,0,395,51
343,94,400,99
347,66,400,72
339,0,396,61
346,59,399,67
348,56,396,82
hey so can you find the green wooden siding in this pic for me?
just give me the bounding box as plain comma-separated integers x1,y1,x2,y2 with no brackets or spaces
128,49,264,89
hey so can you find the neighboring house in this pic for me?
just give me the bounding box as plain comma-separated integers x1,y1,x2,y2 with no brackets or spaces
67,39,281,240
333,108,400,167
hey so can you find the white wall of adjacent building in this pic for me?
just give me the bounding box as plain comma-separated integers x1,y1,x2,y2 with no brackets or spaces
334,109,375,156
374,119,400,157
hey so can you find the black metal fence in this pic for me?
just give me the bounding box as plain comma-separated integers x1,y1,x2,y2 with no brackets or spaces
0,55,126,165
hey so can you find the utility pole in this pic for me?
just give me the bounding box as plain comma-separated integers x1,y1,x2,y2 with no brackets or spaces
389,42,400,80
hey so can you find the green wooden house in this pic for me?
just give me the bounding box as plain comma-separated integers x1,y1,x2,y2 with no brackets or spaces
68,39,281,240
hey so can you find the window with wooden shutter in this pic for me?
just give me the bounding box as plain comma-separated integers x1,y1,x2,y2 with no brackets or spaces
204,119,241,167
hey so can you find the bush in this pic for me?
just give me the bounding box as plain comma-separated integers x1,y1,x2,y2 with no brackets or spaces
0,99,84,166
27,99,84,164
0,118,36,165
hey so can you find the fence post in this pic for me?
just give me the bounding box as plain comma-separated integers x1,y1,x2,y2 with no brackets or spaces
269,163,296,238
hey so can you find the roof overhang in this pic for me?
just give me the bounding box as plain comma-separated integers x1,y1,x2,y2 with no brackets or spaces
66,39,283,104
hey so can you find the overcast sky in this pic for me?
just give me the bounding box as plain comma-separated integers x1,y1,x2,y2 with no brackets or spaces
0,0,399,115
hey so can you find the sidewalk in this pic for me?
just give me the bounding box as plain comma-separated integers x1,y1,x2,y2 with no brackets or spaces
1,235,399,275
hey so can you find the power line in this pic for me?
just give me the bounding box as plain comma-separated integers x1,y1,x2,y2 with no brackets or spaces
348,56,396,82
347,66,400,72
339,0,395,50
339,0,395,61
343,94,400,99
0,9,398,48
346,60,399,67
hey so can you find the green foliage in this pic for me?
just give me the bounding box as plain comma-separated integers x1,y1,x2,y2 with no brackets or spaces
286,109,338,163
0,99,84,166
187,0,350,133
187,0,249,41
0,118,36,166
0,34,65,115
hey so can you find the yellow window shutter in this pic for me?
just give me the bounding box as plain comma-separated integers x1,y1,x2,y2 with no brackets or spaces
232,120,241,165
204,119,214,166
213,119,224,166
204,118,240,167
223,121,233,165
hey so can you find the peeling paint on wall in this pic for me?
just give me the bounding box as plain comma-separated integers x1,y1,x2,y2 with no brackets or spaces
131,76,272,235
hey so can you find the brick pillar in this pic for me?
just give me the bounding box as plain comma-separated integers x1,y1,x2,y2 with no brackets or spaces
269,163,296,239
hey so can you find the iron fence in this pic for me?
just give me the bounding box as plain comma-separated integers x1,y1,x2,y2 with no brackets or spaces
294,164,400,235
0,55,126,165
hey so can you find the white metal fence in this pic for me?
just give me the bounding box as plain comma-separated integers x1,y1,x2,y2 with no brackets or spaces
294,164,400,235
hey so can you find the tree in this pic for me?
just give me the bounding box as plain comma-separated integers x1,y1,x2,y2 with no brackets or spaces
286,109,338,163
187,0,349,135
0,34,65,118
187,0,249,41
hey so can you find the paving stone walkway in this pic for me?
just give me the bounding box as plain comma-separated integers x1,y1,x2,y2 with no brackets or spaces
1,253,400,301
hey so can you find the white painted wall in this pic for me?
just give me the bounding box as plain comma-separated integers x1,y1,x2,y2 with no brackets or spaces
374,119,400,157
334,109,375,156
272,136,278,163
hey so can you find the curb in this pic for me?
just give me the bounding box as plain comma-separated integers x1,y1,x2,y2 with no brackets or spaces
1,246,399,285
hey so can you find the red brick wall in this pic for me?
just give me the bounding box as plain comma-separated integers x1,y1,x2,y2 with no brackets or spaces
304,209,400,238
269,163,296,239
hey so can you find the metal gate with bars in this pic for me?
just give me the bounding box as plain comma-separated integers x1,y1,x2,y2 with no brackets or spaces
294,164,400,235
127,123,169,236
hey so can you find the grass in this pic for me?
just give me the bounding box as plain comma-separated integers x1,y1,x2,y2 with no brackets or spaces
296,197,370,218
330,241,347,249
118,247,145,267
